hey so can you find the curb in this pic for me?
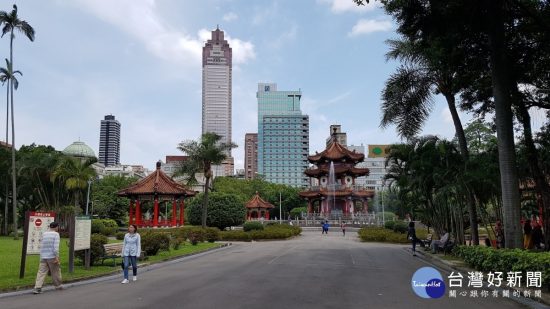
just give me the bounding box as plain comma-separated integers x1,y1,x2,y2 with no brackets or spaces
407,247,550,309
0,243,232,299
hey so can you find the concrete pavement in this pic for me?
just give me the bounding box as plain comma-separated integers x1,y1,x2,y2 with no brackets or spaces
0,231,530,309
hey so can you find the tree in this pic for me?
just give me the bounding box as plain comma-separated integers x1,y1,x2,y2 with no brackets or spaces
0,4,35,238
51,157,97,211
186,192,246,230
91,175,137,225
176,133,237,228
0,58,19,235
379,38,480,244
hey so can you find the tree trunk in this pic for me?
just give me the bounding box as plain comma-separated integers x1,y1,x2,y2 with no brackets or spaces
516,101,550,251
202,175,210,229
444,92,479,245
10,28,18,239
4,79,8,236
486,0,522,248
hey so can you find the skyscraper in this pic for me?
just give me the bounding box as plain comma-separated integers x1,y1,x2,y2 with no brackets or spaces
244,133,258,179
257,83,309,187
98,115,121,166
202,26,233,175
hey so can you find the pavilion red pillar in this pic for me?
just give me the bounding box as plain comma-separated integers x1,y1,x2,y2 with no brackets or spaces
171,199,177,227
179,199,185,226
129,199,134,225
153,197,159,227
135,199,141,226
265,211,270,220
307,200,312,214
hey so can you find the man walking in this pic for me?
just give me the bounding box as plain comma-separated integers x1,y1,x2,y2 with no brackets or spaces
33,222,63,294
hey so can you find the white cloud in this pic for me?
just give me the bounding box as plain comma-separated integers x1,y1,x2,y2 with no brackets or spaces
74,0,254,66
318,0,378,14
348,19,393,37
223,12,238,22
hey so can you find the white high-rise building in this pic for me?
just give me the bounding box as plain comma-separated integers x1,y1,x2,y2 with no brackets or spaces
202,26,234,175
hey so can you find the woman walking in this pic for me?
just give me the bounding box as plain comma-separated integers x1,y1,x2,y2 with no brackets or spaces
407,222,422,256
121,224,141,284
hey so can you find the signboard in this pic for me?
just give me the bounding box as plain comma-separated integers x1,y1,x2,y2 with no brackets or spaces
74,216,91,251
368,145,391,158
26,212,56,255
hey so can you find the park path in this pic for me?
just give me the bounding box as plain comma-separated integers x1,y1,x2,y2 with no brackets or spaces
0,231,528,309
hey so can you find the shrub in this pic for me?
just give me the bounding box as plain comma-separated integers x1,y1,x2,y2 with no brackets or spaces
358,227,409,244
219,224,301,241
205,227,220,242
76,233,108,266
453,246,550,288
172,237,185,250
91,219,105,234
384,221,396,230
219,230,251,241
392,221,409,234
115,232,125,240
187,192,246,230
141,231,171,256
243,221,264,232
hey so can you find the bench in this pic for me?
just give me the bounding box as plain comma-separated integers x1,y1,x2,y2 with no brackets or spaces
434,239,455,255
101,243,123,266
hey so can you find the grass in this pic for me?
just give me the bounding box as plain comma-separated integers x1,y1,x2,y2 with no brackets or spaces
0,236,219,291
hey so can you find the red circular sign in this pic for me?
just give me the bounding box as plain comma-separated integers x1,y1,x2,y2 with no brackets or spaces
35,219,42,227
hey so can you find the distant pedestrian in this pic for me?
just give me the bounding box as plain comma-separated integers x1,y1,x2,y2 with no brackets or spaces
121,224,141,284
341,221,346,236
33,222,62,294
407,221,422,256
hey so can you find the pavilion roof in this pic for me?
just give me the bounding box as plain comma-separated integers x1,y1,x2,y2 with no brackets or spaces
304,165,369,177
245,192,275,209
308,141,364,163
117,161,196,197
299,188,375,199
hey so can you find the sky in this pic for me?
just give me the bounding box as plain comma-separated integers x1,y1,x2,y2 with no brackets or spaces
2,0,474,171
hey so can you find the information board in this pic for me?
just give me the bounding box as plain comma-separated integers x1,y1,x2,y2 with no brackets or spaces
74,216,91,251
26,212,56,255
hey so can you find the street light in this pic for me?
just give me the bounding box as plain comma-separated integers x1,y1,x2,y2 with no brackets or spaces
381,180,386,226
85,179,93,216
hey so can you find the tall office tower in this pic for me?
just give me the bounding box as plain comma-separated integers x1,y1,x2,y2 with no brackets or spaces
326,125,347,146
98,115,121,166
257,83,309,187
244,133,258,179
202,26,233,175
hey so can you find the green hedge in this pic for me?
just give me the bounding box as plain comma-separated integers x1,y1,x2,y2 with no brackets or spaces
243,221,264,232
91,219,119,237
453,246,550,288
141,231,171,256
358,227,428,243
75,233,108,266
220,224,301,241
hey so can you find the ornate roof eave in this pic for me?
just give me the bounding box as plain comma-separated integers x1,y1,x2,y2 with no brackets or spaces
304,167,370,177
307,141,364,163
117,161,196,197
245,192,275,209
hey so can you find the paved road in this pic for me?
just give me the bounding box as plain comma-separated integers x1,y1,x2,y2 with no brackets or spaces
0,231,529,309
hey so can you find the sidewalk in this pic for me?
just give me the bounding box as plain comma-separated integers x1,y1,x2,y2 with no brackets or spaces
0,243,232,299
409,247,550,308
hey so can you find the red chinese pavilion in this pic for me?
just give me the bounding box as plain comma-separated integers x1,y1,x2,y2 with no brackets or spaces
299,136,375,217
118,161,196,227
246,192,274,220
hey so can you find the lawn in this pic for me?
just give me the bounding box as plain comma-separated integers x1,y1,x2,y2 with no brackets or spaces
0,236,220,291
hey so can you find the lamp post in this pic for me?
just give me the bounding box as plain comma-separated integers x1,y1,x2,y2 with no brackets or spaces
85,179,92,216
279,192,282,224
381,180,386,226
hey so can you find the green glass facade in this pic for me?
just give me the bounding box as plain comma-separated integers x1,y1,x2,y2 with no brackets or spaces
257,83,309,187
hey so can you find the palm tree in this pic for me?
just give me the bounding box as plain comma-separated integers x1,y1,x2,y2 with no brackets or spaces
176,133,237,228
0,59,23,238
0,4,35,238
51,157,97,210
380,38,480,245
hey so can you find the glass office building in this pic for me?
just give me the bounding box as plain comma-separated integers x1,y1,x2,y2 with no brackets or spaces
257,83,309,187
